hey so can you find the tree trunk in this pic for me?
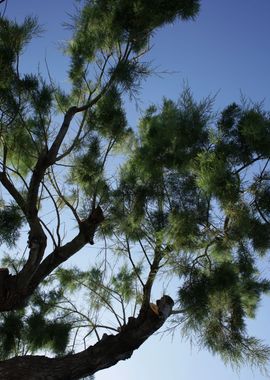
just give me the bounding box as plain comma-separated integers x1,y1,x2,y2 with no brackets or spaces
0,296,174,380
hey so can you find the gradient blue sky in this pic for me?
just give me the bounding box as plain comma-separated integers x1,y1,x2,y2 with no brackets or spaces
4,1,270,379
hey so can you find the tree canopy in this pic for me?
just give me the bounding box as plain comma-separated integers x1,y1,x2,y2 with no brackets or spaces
0,1,270,379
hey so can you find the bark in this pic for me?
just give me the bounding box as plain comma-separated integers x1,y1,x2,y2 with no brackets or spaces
140,247,163,315
0,206,104,311
0,296,174,380
28,206,105,291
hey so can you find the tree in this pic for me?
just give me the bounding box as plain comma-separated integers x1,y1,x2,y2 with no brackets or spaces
0,0,270,379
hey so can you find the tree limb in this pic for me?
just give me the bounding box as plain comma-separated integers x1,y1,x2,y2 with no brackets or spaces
28,206,104,291
0,295,174,380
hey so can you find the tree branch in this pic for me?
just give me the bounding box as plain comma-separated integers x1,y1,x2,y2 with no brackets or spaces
0,295,174,380
140,247,163,317
0,171,27,214
28,206,104,291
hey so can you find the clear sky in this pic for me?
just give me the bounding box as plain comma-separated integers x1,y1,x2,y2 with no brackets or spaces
4,1,270,379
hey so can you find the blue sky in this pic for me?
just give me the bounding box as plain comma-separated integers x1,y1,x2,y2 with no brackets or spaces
4,1,270,379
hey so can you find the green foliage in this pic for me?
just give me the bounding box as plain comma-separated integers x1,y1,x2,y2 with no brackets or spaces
0,16,53,175
103,91,270,369
69,136,110,204
112,264,140,302
0,16,40,83
0,204,24,247
194,151,240,203
216,102,270,162
254,182,270,216
3,121,36,175
105,91,212,246
0,287,72,359
0,312,24,359
68,0,200,81
56,267,83,293
168,210,201,250
178,256,270,367
25,313,71,354
137,91,210,173
90,85,130,140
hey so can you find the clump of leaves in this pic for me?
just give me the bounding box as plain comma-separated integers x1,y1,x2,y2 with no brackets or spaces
0,204,24,247
178,258,270,368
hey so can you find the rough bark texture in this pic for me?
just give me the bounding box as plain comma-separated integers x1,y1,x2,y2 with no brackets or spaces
0,296,174,380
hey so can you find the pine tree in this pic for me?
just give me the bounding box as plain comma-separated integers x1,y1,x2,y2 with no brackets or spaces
0,1,270,379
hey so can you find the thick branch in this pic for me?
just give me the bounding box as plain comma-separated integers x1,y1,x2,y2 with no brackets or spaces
0,171,47,288
27,106,78,216
16,220,48,289
0,296,174,380
28,206,104,291
0,171,27,214
0,207,104,311
17,106,85,286
140,247,163,316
